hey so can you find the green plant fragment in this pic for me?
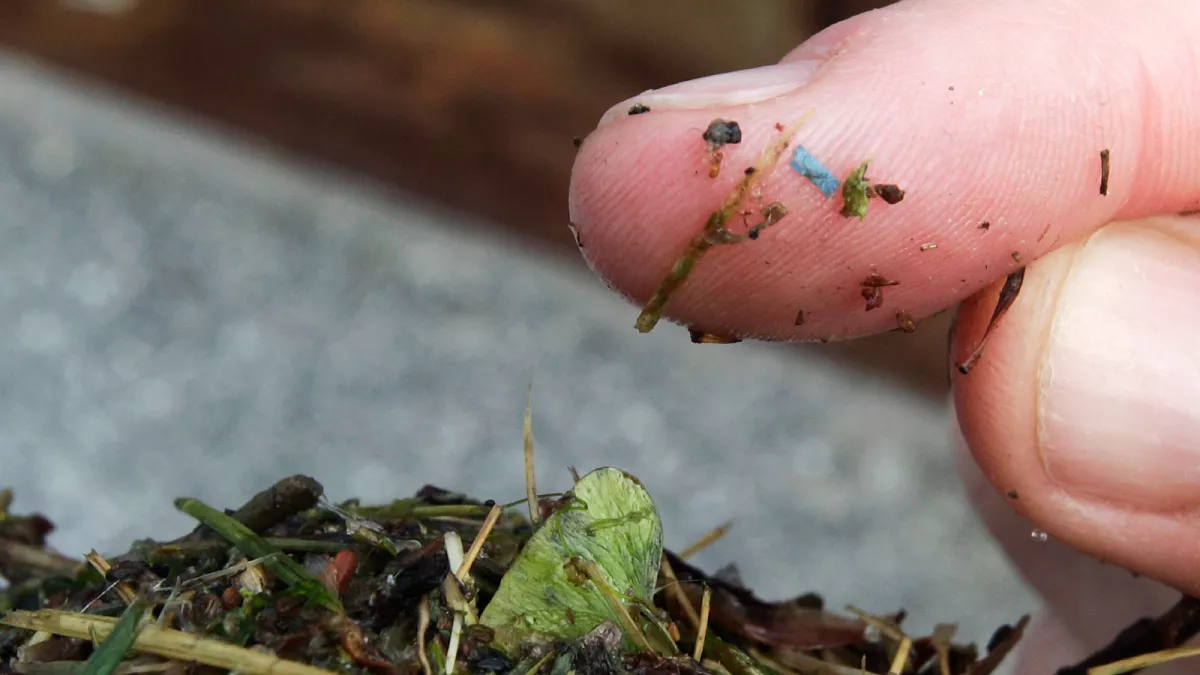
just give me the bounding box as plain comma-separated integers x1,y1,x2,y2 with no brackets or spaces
79,598,148,675
174,498,342,613
840,161,872,219
479,468,666,655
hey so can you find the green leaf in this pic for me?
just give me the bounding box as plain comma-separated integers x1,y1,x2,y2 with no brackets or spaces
174,498,343,613
79,598,148,675
479,468,667,654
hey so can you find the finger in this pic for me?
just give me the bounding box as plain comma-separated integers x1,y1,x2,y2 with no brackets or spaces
953,428,1186,673
568,0,1200,341
952,214,1200,595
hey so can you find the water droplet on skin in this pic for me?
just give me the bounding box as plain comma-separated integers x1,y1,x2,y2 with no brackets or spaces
1030,529,1049,543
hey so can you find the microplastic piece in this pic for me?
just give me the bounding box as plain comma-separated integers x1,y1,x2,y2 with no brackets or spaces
790,145,840,198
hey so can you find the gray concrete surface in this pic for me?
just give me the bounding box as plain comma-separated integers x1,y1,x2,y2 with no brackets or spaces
0,53,1037,644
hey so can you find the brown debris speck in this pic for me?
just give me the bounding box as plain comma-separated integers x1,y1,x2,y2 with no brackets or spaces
572,136,583,150
862,273,899,288
794,309,805,326
1011,251,1023,264
979,220,991,230
689,329,742,344
873,184,906,204
628,103,650,115
896,311,917,333
862,287,884,311
920,243,938,251
1007,490,1019,500
957,267,1026,374
1100,148,1110,196
567,221,583,249
860,274,898,312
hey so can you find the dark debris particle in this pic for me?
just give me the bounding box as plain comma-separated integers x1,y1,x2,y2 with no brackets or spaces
987,624,1015,653
744,166,757,176
862,287,884,311
689,329,742,344
794,309,805,326
702,119,742,147
1012,251,1024,264
861,273,900,288
979,220,991,230
873,184,906,204
627,103,650,115
1007,490,1019,500
105,559,153,584
1100,148,1111,196
572,136,584,150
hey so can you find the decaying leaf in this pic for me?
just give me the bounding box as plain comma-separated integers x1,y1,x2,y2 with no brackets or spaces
479,468,665,654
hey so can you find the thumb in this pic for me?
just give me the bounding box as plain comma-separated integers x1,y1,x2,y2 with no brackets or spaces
954,214,1200,594
568,0,1200,341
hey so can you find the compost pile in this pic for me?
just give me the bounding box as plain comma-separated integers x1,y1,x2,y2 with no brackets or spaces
0,469,1049,675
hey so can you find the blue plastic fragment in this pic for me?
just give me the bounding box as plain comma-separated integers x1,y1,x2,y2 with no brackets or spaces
790,145,840,198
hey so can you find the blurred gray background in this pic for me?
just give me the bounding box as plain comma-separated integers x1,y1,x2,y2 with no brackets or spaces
0,53,1036,644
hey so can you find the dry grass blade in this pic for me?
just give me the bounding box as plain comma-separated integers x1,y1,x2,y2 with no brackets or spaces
0,610,339,675
80,599,148,675
523,380,539,526
750,646,867,675
416,595,433,675
457,503,502,582
887,636,911,675
931,624,956,675
84,551,137,605
694,585,712,662
635,111,813,333
1087,646,1200,675
659,555,700,628
679,522,732,560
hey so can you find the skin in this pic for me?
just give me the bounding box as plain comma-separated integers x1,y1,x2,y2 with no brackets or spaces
568,0,1200,670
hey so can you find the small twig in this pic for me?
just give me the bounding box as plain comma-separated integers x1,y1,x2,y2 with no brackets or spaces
417,595,433,675
694,585,713,662
523,380,539,527
84,551,137,605
679,522,732,560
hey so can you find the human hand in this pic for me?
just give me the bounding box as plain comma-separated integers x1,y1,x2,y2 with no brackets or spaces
567,0,1200,669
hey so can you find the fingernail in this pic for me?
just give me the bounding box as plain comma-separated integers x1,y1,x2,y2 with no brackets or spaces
1037,220,1200,510
597,59,824,127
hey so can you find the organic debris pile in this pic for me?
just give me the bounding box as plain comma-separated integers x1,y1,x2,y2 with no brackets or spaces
0,469,1047,675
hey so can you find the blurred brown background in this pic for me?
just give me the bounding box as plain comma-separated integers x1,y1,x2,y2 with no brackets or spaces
0,0,954,398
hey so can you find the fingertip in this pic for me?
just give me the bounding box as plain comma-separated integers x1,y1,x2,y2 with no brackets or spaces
953,216,1200,594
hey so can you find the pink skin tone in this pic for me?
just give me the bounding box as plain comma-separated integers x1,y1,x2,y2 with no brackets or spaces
569,0,1200,669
